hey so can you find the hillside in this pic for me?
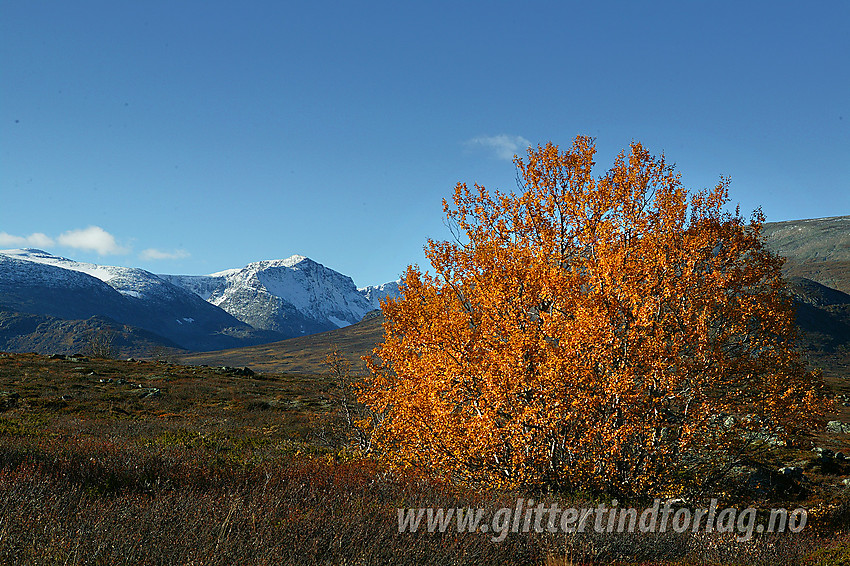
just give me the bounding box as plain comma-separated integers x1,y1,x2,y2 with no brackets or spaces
0,310,184,359
179,216,850,377
762,215,850,294
1,216,846,366
786,277,850,382
182,287,850,385
0,249,283,351
181,311,384,374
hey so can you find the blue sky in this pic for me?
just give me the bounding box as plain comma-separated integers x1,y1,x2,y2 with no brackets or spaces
2,1,848,286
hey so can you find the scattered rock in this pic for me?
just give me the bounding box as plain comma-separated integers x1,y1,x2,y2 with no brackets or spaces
779,466,804,479
747,466,808,496
745,431,784,447
137,388,161,399
216,366,255,377
814,447,835,458
827,421,850,434
810,447,844,474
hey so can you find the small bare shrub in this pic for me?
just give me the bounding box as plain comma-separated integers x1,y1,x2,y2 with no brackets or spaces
319,349,385,452
82,330,118,359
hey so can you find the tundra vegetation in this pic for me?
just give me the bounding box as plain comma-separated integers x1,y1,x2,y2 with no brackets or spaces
5,352,849,566
1,138,849,565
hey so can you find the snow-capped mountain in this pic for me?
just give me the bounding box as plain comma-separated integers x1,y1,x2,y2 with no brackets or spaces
161,255,402,336
2,248,193,302
0,252,133,321
359,280,402,311
0,249,402,352
0,249,279,351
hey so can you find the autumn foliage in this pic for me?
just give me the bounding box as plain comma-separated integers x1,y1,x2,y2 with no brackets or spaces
360,136,829,498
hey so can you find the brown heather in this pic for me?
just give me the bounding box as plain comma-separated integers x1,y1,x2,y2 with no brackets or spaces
0,352,848,564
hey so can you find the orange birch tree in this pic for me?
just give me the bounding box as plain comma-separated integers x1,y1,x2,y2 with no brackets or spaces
360,136,829,497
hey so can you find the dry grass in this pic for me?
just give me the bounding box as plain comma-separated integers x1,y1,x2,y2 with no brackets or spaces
0,352,847,565
180,312,385,375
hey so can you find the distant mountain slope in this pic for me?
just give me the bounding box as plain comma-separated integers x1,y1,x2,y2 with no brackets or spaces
762,215,850,295
0,253,135,322
181,311,385,375
0,310,183,358
162,256,401,336
0,249,284,351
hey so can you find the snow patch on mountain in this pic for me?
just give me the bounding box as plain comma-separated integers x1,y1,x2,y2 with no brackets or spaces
359,280,402,310
0,248,268,351
1,248,171,300
161,274,222,301
1,249,115,284
163,256,402,334
2,248,403,343
327,315,350,328
0,251,118,292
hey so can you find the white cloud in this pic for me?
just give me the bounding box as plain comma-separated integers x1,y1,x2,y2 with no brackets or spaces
139,248,190,261
466,134,532,161
0,231,56,248
57,226,129,256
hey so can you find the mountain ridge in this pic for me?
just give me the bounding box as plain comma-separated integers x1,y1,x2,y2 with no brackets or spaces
0,248,401,354
0,249,285,351
160,255,401,336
